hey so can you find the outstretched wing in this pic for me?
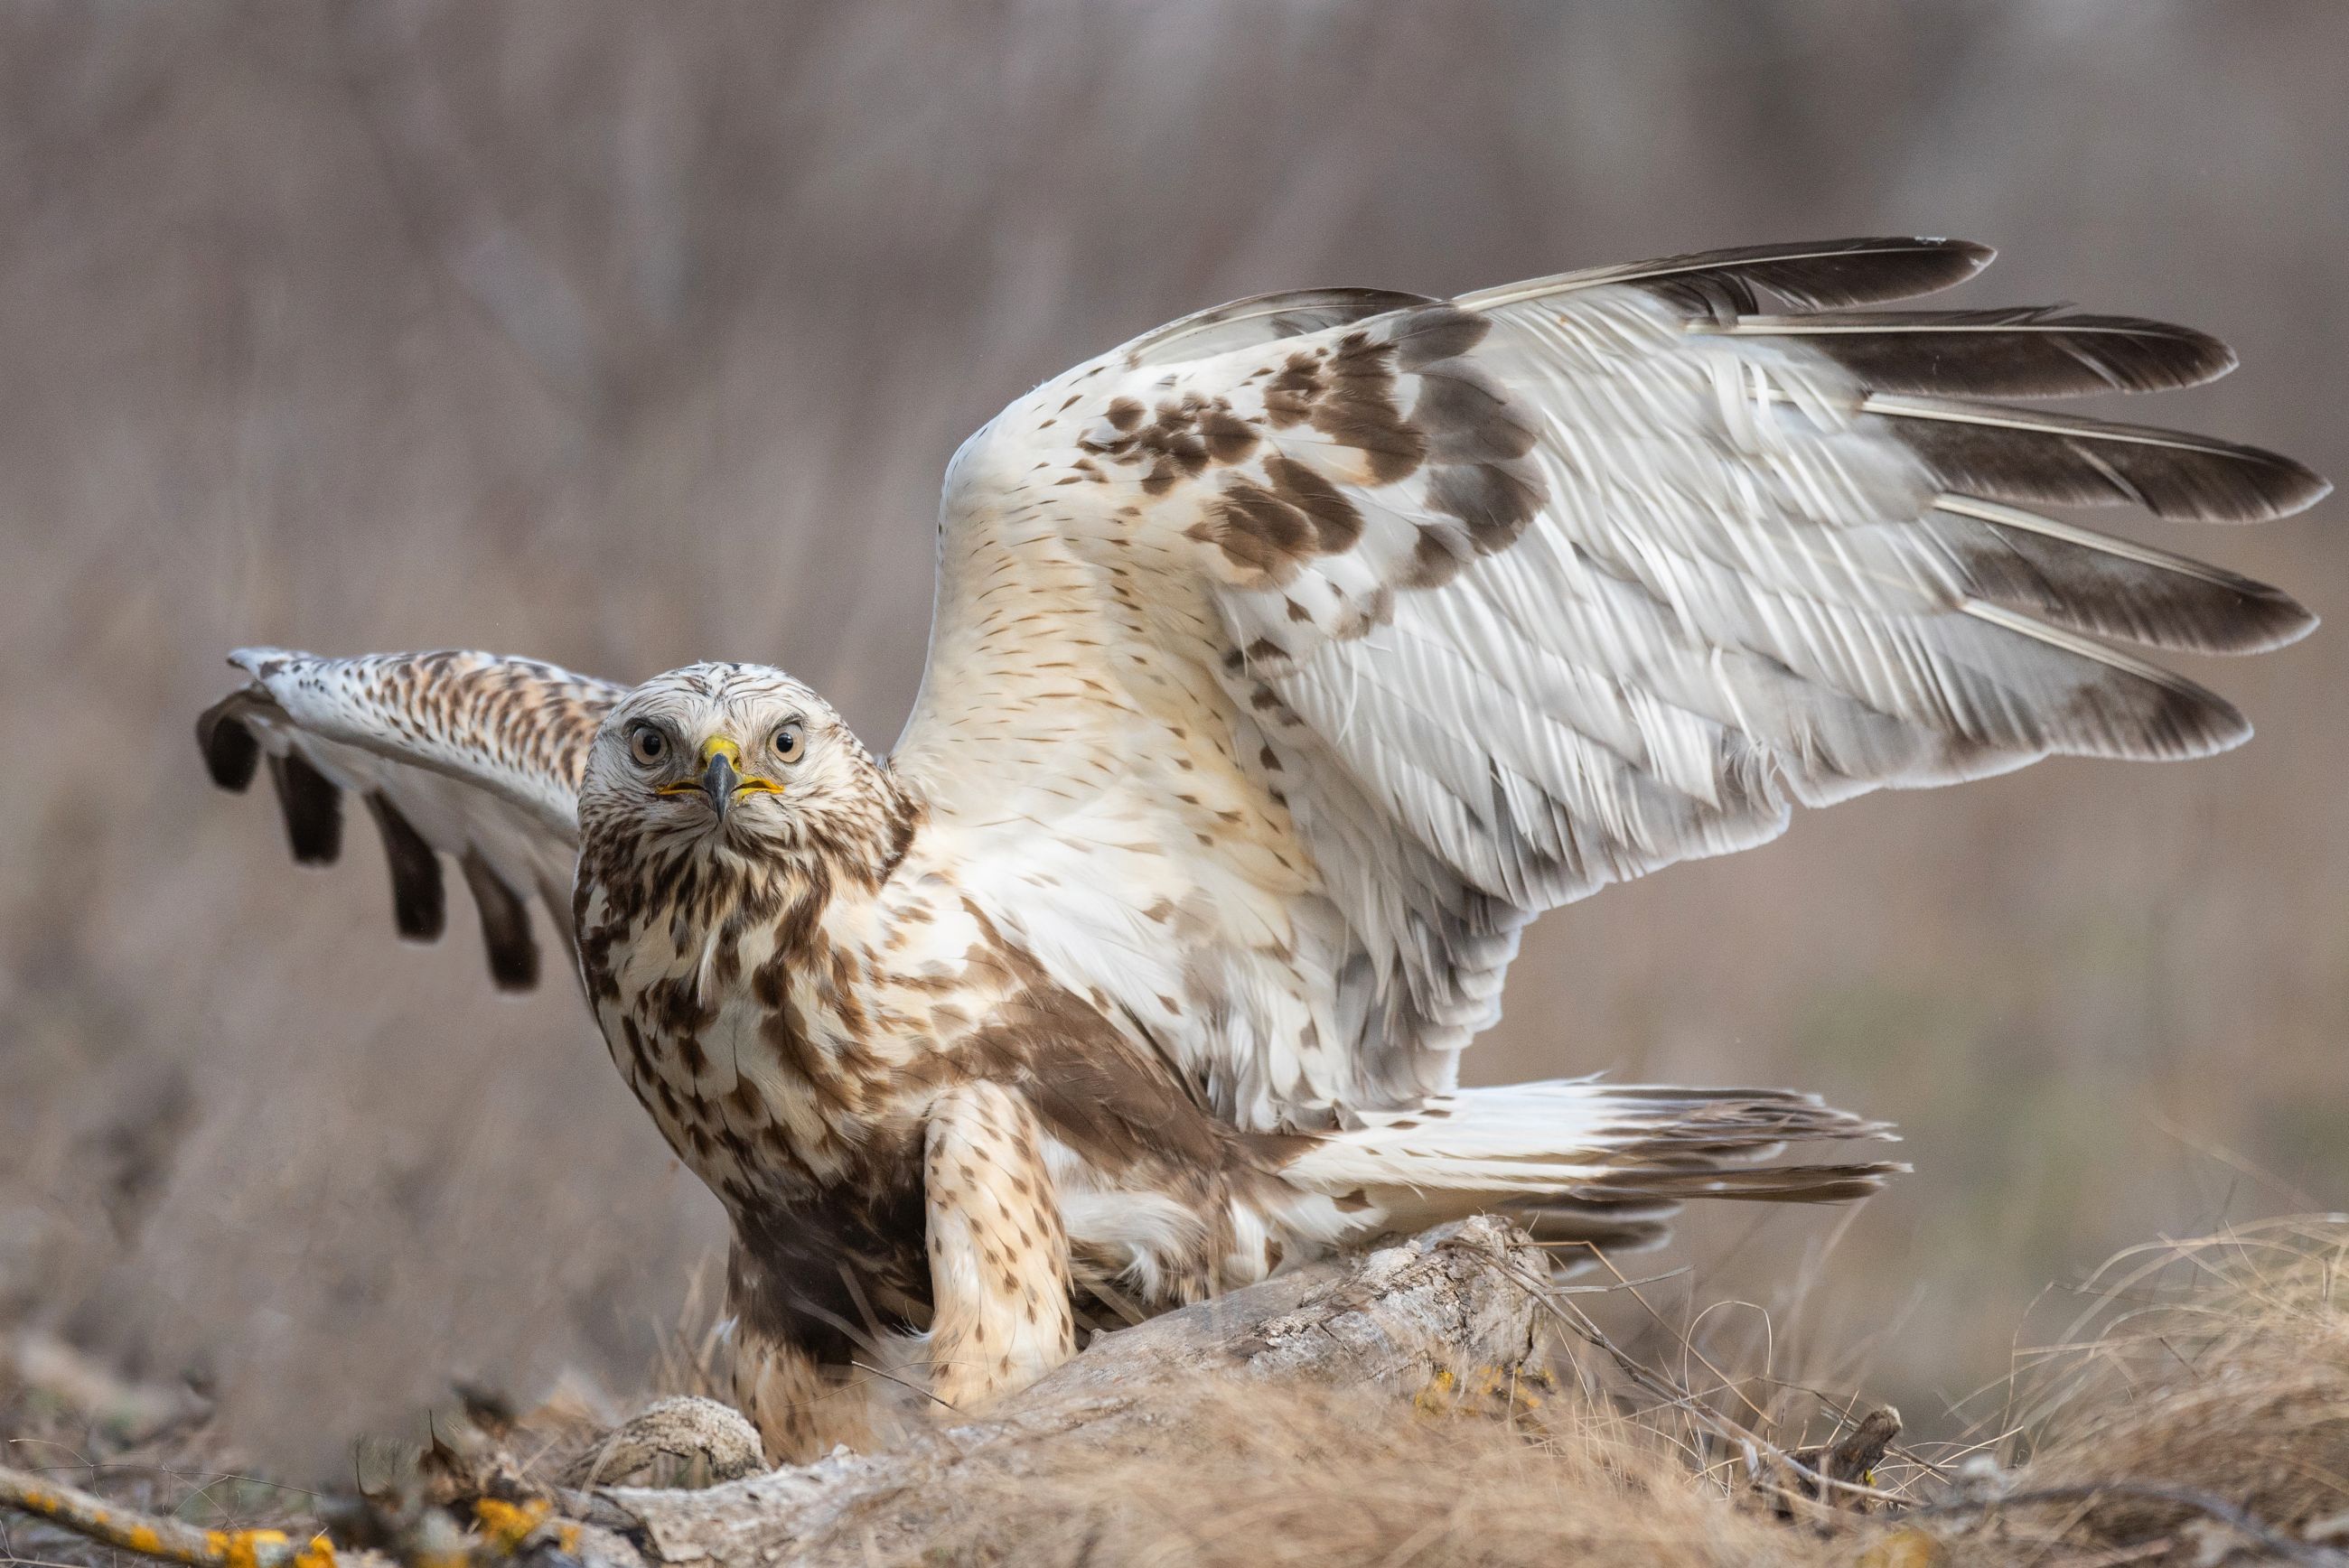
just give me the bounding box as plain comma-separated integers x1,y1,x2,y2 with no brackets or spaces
892,237,2326,1130
197,649,624,990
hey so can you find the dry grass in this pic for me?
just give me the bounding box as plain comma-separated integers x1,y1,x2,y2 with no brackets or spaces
909,1218,2349,1566
10,1219,2349,1566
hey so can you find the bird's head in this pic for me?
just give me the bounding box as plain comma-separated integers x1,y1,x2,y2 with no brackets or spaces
579,663,906,875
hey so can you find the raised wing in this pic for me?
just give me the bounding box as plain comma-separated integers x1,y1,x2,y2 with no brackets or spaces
893,237,2326,1130
197,649,624,990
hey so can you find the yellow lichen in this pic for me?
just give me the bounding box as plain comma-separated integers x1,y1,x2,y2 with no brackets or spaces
1410,1366,1461,1414
221,1527,290,1568
473,1496,551,1554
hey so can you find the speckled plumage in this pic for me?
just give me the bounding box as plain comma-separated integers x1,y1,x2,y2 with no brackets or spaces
200,238,2325,1461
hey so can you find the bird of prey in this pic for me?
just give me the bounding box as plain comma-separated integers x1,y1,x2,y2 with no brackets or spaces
198,238,2325,1461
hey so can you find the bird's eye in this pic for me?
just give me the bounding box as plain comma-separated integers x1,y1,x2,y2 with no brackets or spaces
772,722,805,763
628,724,669,766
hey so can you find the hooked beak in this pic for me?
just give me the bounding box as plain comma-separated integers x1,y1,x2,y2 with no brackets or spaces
698,744,741,820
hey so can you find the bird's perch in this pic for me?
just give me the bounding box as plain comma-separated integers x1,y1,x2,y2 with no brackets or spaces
603,1215,1546,1568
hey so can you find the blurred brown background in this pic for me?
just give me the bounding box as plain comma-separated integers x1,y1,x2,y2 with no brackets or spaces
2,0,2342,1475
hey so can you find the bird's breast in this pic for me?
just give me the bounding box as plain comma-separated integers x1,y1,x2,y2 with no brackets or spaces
580,879,944,1211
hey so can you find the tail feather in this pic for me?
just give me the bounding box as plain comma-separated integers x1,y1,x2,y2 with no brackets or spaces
1277,1079,1901,1243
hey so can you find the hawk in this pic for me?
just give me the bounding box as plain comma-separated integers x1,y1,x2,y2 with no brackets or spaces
197,238,2325,1460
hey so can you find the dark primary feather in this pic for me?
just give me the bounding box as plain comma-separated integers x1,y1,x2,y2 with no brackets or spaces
1952,601,2251,761
267,751,342,865
1930,497,2316,656
195,700,261,791
459,847,538,992
1865,393,2331,523
1700,308,2235,397
364,791,446,941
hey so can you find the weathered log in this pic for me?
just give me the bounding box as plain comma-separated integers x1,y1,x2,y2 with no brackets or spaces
595,1216,1546,1568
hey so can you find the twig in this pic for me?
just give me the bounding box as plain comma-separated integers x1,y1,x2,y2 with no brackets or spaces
0,1462,332,1568
849,1359,957,1414
1485,1254,1904,1518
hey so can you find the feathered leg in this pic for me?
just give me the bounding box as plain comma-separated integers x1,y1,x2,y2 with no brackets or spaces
727,1321,874,1465
722,1241,876,1465
922,1081,1076,1412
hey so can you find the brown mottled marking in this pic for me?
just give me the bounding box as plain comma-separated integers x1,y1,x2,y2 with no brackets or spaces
1192,454,1364,583
1264,454,1362,552
1405,524,1469,589
1413,362,1537,463
1263,350,1324,427
1310,331,1425,483
1200,404,1259,464
1427,459,1547,550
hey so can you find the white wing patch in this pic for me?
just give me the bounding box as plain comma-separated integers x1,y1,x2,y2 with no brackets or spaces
892,238,2325,1130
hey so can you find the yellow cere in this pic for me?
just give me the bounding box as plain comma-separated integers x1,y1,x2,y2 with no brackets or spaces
705,736,784,794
